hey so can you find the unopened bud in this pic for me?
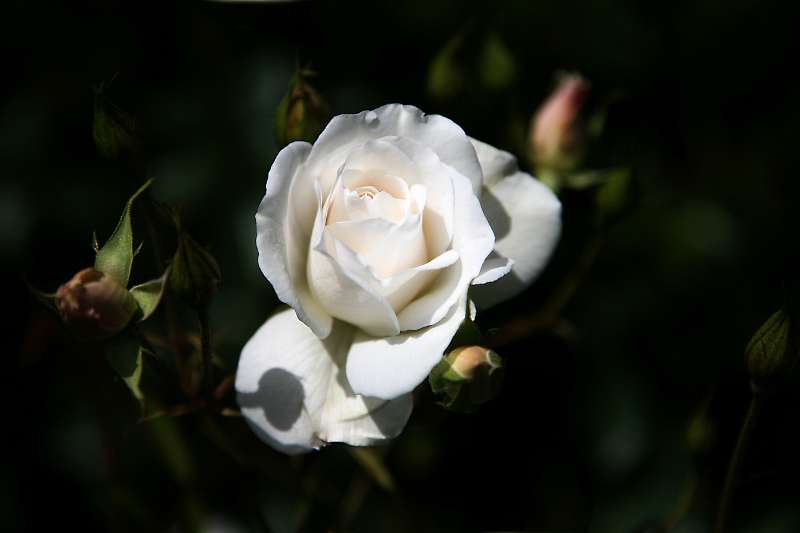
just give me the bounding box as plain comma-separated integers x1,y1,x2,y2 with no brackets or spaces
530,73,590,174
275,70,330,147
746,308,799,389
170,226,221,310
55,267,137,339
429,346,503,412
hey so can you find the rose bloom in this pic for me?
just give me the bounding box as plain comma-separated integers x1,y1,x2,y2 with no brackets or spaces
236,104,560,454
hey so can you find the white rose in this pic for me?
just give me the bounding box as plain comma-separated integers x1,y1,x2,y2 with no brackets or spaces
236,104,561,454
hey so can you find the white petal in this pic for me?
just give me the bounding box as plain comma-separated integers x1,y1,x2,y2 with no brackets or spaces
306,105,483,196
307,235,401,337
339,138,420,186
346,297,468,399
236,308,413,454
380,249,459,313
472,251,514,285
469,138,562,308
396,168,494,331
256,141,334,338
327,214,428,279
469,137,518,186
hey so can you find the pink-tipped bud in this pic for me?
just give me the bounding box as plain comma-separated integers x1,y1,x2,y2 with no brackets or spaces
55,267,137,339
447,346,501,380
530,73,590,173
429,345,504,412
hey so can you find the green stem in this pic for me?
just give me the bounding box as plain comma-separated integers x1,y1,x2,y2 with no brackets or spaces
714,387,763,533
198,306,212,397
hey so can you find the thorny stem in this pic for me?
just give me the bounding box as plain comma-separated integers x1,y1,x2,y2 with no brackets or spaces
489,232,604,347
714,385,764,533
141,193,191,396
198,305,212,397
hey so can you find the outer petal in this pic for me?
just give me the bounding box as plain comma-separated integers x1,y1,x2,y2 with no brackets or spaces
306,105,484,196
469,138,562,308
396,168,494,331
256,141,334,338
346,297,468,400
236,308,413,455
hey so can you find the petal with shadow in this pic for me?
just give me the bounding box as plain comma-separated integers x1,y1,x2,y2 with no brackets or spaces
236,308,413,454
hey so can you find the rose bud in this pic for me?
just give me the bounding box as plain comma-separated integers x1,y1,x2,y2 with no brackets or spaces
55,267,137,340
429,346,504,412
746,308,799,390
275,70,330,148
529,73,590,175
170,229,221,310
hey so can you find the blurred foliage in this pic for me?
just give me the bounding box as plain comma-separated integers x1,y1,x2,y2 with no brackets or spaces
7,1,800,532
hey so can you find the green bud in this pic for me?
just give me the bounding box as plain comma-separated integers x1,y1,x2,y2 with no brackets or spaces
429,346,504,413
428,30,517,101
170,220,221,309
275,69,330,148
745,308,799,388
92,83,141,162
55,267,138,340
427,33,467,101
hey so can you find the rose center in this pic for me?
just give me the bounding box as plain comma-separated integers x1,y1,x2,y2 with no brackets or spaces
355,186,379,200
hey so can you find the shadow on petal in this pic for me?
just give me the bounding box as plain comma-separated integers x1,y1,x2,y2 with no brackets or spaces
331,365,414,441
480,187,511,241
238,368,306,432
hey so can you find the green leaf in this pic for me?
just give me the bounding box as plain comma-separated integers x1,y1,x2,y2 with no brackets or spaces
94,178,153,286
107,341,146,402
106,336,163,412
129,266,170,322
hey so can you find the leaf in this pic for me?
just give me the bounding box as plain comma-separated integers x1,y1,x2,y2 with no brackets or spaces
27,282,58,314
94,178,153,287
106,336,163,413
348,447,395,492
107,339,146,401
129,266,170,322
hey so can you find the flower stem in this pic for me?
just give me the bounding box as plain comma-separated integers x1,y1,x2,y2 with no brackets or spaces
489,232,604,347
198,305,212,397
714,385,763,533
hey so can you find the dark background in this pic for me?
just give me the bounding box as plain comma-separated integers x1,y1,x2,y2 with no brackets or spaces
5,1,800,531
